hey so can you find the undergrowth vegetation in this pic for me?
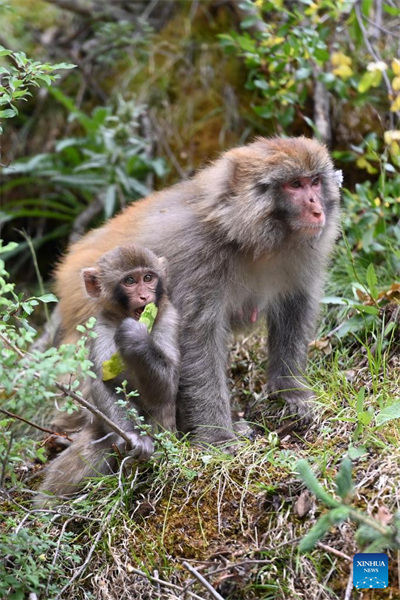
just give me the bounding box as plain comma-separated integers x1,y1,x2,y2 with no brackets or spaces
1,1,400,599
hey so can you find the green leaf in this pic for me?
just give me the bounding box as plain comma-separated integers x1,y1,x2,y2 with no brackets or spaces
254,79,270,91
0,108,18,119
296,460,340,508
376,402,400,426
336,315,364,338
356,386,365,416
52,62,77,70
51,174,104,188
335,457,353,502
366,263,378,300
299,507,350,552
0,241,18,253
125,177,148,197
358,410,373,426
296,67,312,80
253,105,274,119
347,445,368,460
236,34,256,53
139,302,158,332
383,5,400,16
38,293,58,304
353,304,380,315
35,74,53,86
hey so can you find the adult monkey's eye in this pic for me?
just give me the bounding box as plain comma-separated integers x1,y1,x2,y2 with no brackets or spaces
143,274,153,282
124,276,136,285
312,176,320,186
289,180,301,189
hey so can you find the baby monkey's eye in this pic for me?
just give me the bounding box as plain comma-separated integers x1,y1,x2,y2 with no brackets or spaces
124,276,136,285
143,274,153,282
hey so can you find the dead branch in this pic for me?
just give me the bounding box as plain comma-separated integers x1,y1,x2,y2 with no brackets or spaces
182,561,225,600
123,565,206,600
0,408,72,442
313,68,332,147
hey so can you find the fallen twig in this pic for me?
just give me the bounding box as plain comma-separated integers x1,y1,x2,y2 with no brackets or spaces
182,561,225,600
317,542,352,562
344,562,353,600
124,565,206,600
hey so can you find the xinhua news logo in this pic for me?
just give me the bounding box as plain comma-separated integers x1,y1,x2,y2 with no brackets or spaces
353,553,388,589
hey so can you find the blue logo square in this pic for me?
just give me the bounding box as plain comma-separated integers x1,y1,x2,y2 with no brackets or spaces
353,553,388,589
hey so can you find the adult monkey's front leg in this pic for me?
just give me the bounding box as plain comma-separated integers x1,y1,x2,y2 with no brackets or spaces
266,289,320,421
176,320,236,445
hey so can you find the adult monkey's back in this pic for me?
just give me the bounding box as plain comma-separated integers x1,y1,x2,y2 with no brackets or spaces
56,137,341,445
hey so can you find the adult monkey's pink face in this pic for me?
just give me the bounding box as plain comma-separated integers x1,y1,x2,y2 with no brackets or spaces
281,175,326,234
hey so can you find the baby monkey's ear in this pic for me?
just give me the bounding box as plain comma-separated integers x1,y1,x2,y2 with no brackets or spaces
82,267,101,298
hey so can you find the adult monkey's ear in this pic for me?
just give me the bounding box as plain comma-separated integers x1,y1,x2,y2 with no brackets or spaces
82,267,101,298
157,257,169,282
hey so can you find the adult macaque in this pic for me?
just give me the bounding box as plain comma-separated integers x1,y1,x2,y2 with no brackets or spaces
54,137,341,446
38,245,179,501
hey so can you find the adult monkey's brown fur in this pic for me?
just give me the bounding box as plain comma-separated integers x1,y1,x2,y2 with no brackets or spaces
55,137,341,445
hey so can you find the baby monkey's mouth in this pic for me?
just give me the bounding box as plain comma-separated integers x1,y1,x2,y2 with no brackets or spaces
133,305,146,320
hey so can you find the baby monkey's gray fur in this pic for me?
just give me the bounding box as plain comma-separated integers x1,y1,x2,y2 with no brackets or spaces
36,246,179,505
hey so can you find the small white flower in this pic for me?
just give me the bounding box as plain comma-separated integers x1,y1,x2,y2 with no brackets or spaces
367,61,387,72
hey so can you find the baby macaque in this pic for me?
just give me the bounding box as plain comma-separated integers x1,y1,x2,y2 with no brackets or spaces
37,245,179,502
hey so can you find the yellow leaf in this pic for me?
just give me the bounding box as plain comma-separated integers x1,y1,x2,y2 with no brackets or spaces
390,141,400,157
305,2,318,15
333,65,353,79
102,351,125,381
392,59,400,75
392,76,400,91
262,36,285,47
358,70,382,93
390,95,400,112
356,157,378,174
331,52,352,67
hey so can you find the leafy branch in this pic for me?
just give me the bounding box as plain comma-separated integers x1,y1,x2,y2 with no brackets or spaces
0,46,75,133
297,458,400,553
